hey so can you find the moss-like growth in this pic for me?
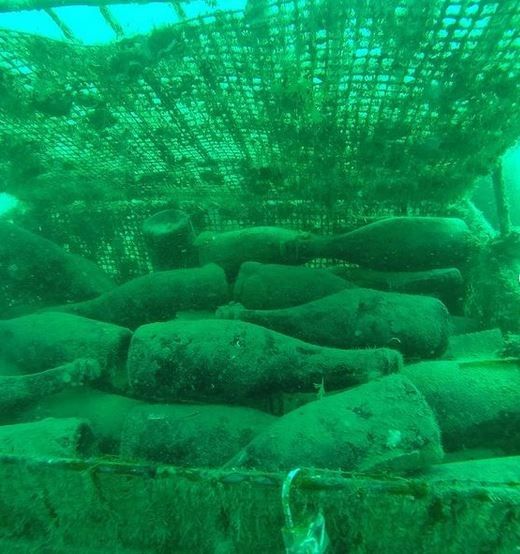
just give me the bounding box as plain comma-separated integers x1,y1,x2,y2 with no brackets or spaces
219,287,450,359
232,375,443,473
127,319,401,403
53,264,229,330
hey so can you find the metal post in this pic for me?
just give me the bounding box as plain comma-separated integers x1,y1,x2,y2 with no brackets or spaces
492,161,512,237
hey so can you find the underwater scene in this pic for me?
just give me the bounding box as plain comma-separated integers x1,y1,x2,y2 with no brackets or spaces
0,0,519,552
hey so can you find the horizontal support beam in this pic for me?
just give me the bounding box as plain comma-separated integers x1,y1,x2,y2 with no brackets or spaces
0,0,178,13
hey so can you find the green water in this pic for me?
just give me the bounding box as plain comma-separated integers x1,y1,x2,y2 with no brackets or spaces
0,0,519,552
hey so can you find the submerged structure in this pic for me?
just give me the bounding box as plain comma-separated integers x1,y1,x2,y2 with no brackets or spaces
0,0,519,552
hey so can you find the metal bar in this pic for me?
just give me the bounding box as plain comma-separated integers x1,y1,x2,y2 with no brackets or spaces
492,161,512,238
99,4,124,39
44,6,77,41
0,0,182,13
170,0,186,19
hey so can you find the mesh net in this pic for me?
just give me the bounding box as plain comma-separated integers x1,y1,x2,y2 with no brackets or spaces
0,0,519,277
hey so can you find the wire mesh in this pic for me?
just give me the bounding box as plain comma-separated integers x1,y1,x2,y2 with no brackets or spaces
0,0,519,277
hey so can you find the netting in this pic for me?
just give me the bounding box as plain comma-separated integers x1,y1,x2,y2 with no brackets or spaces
0,0,519,277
